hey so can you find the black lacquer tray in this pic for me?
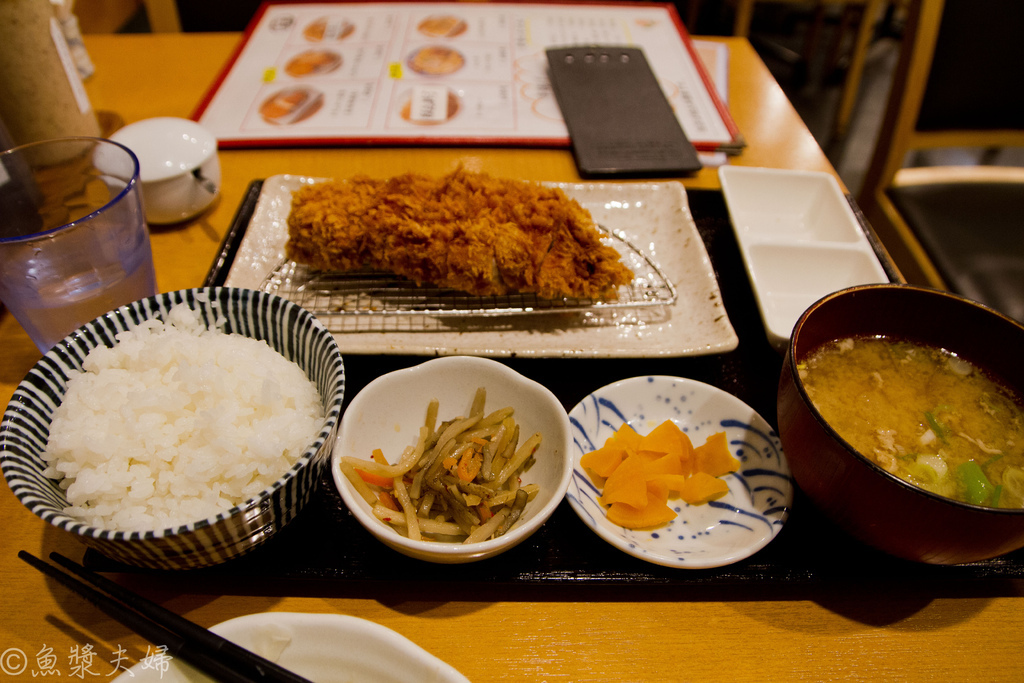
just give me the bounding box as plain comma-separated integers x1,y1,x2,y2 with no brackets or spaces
85,182,1024,587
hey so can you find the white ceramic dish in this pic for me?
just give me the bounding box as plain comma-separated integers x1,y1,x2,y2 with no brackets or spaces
332,356,572,563
567,375,793,569
113,612,468,682
222,174,738,357
111,117,220,224
718,166,889,351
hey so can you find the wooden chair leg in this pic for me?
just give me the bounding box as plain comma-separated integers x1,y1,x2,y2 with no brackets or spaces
825,4,857,76
686,0,703,30
733,0,755,37
141,0,182,32
834,0,886,138
801,2,828,66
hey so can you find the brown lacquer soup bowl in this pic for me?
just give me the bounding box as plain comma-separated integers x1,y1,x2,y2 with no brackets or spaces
777,284,1024,564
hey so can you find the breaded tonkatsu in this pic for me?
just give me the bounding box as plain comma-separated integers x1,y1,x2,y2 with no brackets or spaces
285,168,634,299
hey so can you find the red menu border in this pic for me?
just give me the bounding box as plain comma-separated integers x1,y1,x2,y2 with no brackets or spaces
190,0,743,152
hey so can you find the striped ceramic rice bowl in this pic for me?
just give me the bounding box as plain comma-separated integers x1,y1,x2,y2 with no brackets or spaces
0,287,345,569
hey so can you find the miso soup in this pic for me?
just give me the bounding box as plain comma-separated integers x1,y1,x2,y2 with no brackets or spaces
799,336,1024,508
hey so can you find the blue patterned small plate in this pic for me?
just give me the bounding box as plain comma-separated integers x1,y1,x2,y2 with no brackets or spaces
567,376,793,569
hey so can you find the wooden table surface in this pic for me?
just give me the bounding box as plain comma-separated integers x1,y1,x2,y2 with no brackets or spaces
1,32,1022,682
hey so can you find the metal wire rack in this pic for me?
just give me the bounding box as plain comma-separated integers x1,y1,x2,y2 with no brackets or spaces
260,227,675,325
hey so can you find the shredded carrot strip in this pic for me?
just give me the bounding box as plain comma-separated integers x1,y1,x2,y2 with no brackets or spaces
357,468,395,488
457,450,483,482
378,490,400,511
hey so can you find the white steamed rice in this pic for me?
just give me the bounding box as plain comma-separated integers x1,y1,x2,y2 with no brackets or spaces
41,303,324,532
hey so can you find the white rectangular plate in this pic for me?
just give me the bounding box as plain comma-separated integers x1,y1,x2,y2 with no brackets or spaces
719,166,889,352
223,174,738,358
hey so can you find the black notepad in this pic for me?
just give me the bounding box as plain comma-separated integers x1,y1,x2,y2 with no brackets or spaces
546,46,703,178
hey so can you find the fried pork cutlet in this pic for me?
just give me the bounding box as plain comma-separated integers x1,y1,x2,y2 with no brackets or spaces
285,168,634,299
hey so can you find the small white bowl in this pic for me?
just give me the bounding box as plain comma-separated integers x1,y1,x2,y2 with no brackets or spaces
111,117,220,225
332,356,572,563
567,375,793,569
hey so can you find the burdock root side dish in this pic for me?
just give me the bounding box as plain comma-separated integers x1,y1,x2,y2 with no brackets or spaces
285,168,634,299
339,388,542,544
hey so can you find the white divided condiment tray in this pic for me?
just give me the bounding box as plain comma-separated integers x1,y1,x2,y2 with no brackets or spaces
718,166,890,351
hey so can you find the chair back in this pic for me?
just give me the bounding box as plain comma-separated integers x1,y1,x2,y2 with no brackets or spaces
858,0,1024,286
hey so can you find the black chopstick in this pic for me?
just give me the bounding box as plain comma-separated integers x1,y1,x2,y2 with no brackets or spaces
18,551,313,683
45,551,312,682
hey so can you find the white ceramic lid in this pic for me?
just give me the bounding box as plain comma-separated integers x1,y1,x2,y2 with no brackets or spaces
111,117,218,182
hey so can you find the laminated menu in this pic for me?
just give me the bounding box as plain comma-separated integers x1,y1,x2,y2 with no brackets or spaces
193,1,742,152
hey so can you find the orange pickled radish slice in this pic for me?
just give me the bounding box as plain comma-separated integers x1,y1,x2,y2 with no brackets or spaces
643,451,687,478
645,475,670,505
598,452,648,508
638,420,689,454
610,422,643,451
648,473,689,493
693,431,741,478
678,471,731,505
606,498,677,528
580,442,628,478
